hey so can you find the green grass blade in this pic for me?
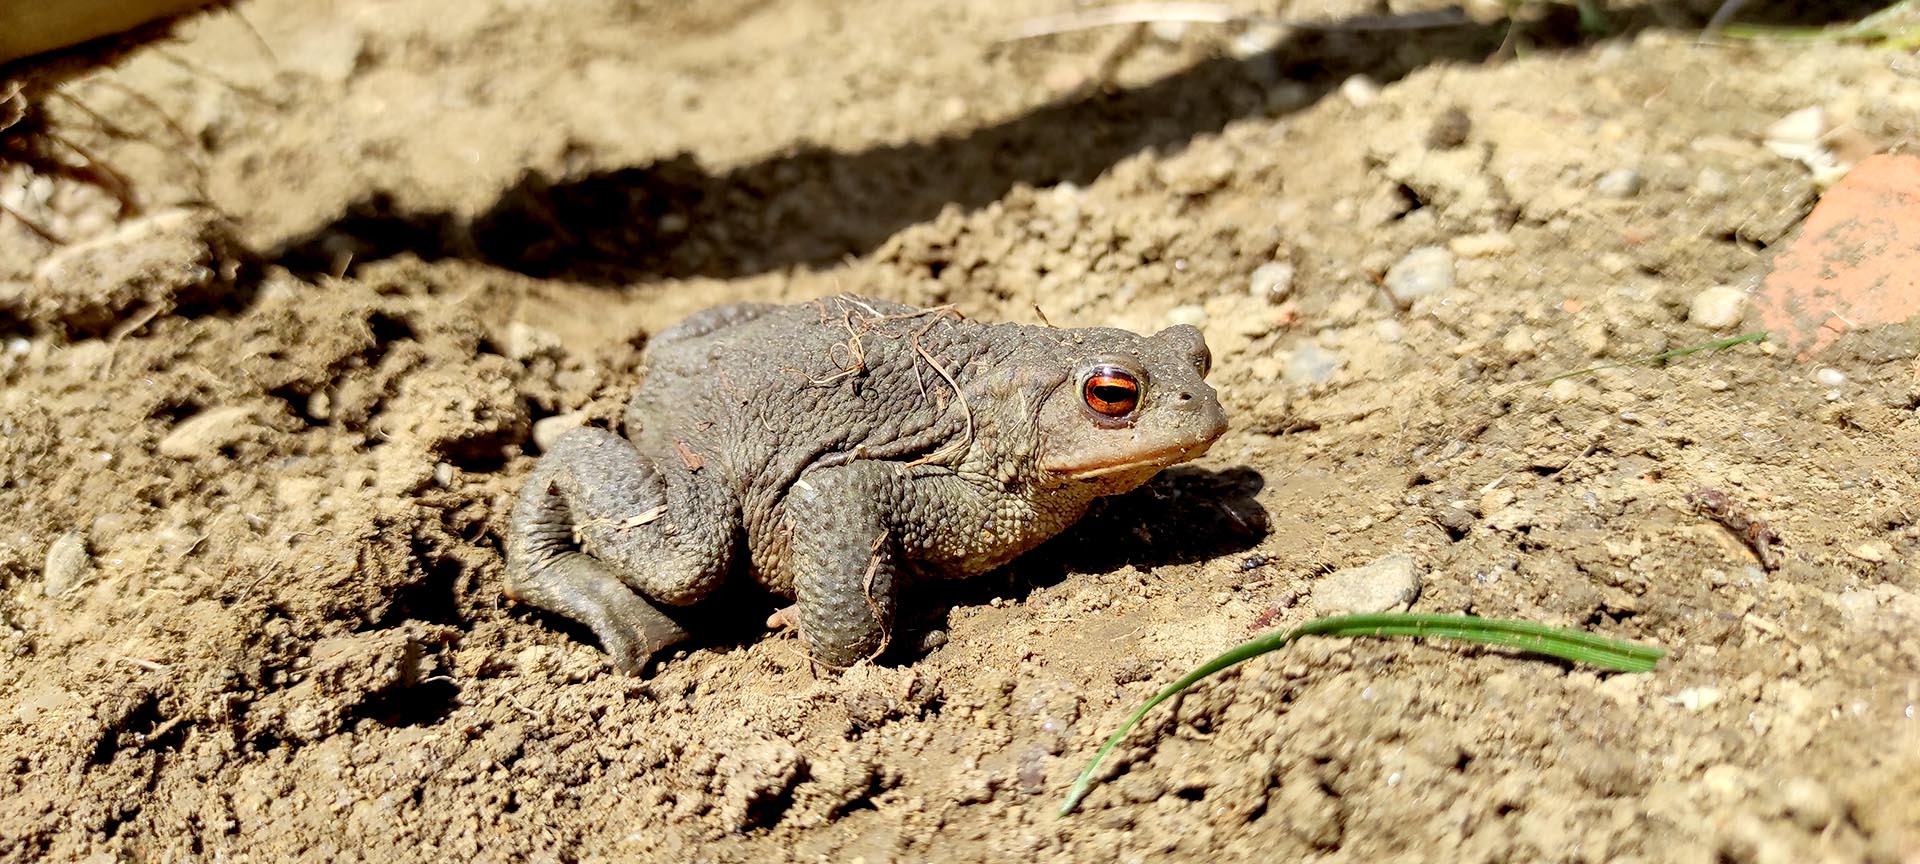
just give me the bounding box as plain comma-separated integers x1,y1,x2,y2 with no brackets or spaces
1058,612,1665,815
1524,330,1767,390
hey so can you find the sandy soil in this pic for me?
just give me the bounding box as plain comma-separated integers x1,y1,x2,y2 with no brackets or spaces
2,1,1917,861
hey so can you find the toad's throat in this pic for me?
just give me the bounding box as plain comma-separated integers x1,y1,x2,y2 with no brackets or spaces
1044,441,1215,480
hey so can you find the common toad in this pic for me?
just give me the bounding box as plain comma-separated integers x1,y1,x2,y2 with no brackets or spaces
505,295,1228,672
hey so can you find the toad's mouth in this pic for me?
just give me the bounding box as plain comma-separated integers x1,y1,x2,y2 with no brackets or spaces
1043,440,1216,480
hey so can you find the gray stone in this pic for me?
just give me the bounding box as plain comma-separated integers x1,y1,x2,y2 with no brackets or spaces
1285,341,1342,386
42,531,93,598
158,406,258,459
1248,261,1297,302
1593,168,1644,199
1384,246,1455,308
1313,554,1422,615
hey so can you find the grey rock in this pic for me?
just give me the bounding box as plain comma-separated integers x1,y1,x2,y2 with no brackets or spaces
1313,553,1422,615
42,531,93,598
1384,246,1455,308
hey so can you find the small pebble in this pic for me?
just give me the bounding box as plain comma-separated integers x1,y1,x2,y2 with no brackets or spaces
1449,232,1515,258
502,322,563,361
1284,341,1341,386
1425,106,1472,150
1340,75,1380,108
1384,246,1455,308
1147,20,1189,42
1165,304,1207,329
532,412,587,453
1779,777,1837,829
1436,507,1475,539
1764,106,1827,155
1688,285,1749,329
1667,686,1722,711
1848,541,1888,562
1500,327,1538,358
6,338,28,356
1814,367,1846,388
1696,167,1732,198
1373,319,1404,344
1229,24,1285,59
158,406,257,459
1247,262,1296,302
1016,746,1050,795
42,531,93,598
1592,168,1643,199
1834,589,1877,621
1312,553,1422,615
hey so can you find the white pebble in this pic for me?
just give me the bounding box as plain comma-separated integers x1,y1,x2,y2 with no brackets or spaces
1313,554,1423,615
158,406,257,459
1667,687,1723,711
1148,20,1189,42
1340,75,1381,108
1779,777,1837,829
1230,24,1286,59
1449,232,1515,258
1165,304,1207,329
1384,246,1455,308
1687,285,1749,329
1284,341,1342,386
1373,319,1404,344
1592,168,1643,199
1764,106,1838,176
1500,327,1538,358
502,321,562,361
1696,168,1731,198
1765,106,1827,152
1814,367,1846,388
42,531,93,598
6,338,28,356
1247,261,1296,302
532,412,587,453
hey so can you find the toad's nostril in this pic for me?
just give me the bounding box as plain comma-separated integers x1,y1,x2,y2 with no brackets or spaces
1178,392,1192,401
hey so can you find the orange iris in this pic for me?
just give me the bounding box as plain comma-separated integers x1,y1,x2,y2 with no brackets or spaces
1083,368,1140,417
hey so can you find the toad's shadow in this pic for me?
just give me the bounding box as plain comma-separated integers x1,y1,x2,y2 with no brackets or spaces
905,464,1270,641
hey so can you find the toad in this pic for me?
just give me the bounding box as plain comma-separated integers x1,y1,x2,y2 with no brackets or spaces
506,295,1228,672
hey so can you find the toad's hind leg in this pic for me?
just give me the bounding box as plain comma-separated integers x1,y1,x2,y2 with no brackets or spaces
506,427,737,674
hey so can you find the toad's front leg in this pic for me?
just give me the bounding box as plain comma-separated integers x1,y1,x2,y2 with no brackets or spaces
784,462,907,668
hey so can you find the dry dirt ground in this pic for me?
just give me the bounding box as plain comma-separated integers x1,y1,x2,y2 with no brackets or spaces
3,1,1918,861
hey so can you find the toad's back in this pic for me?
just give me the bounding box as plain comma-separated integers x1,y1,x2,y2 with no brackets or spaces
627,296,1009,503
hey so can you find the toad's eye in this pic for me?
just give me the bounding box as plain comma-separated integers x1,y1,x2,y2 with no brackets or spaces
1082,366,1140,417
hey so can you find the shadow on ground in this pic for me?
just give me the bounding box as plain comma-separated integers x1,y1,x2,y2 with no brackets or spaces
268,2,1891,286
271,10,1547,283
901,465,1270,651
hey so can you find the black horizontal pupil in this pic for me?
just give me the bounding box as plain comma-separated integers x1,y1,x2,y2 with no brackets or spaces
1091,384,1134,403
